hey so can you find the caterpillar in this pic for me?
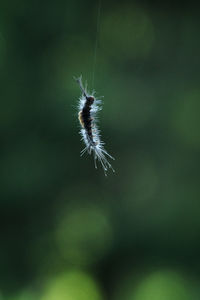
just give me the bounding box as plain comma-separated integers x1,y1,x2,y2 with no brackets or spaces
75,76,115,175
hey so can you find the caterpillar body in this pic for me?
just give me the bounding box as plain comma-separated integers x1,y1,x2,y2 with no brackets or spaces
75,76,114,175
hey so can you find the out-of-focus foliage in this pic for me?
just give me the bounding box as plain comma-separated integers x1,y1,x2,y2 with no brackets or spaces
40,270,103,300
0,0,200,299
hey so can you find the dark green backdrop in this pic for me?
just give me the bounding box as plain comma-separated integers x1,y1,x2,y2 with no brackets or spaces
1,0,200,299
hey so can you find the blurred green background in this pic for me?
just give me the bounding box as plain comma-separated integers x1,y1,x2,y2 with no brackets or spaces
1,0,200,299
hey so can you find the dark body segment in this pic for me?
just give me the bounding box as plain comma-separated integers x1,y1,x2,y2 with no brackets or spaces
80,96,94,139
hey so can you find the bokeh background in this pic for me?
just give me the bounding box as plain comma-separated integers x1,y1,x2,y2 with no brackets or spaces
1,0,200,299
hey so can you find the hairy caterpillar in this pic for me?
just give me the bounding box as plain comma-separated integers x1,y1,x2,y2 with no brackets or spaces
75,76,114,175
